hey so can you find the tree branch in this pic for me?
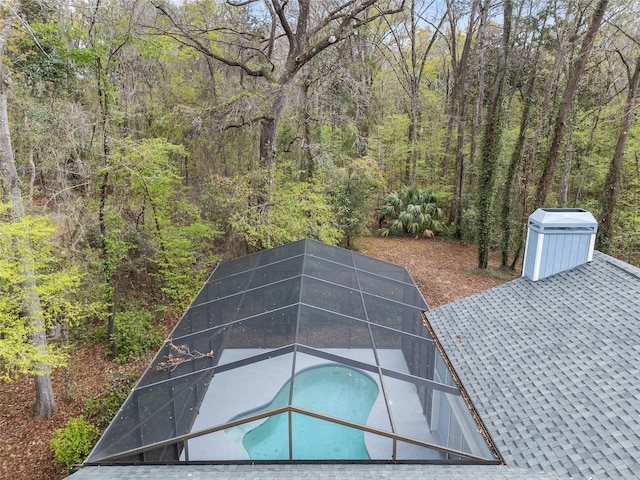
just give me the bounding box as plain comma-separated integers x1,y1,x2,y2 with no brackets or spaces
152,1,276,81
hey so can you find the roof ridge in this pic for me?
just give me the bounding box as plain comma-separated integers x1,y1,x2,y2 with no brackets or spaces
593,250,640,281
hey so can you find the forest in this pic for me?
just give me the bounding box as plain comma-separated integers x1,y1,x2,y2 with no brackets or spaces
0,0,639,472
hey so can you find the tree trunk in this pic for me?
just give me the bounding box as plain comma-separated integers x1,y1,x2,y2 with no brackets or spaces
597,53,640,253
450,151,465,239
0,8,57,417
559,121,574,207
258,86,288,219
510,29,564,270
477,0,512,269
499,14,548,268
259,89,287,169
575,108,602,206
500,84,534,267
30,286,58,418
450,100,468,238
534,0,609,208
63,322,72,403
352,33,373,159
448,0,479,236
301,78,314,179
407,82,419,184
406,0,438,184
468,0,491,185
95,57,117,359
99,169,117,359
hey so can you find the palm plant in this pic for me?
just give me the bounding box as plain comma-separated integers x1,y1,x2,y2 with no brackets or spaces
378,185,447,237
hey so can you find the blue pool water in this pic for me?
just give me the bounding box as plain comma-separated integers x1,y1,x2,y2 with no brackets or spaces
226,364,379,460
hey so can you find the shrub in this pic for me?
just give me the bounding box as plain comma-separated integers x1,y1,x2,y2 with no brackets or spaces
378,185,448,237
225,165,342,251
324,157,385,249
112,307,162,363
50,416,100,469
84,373,138,430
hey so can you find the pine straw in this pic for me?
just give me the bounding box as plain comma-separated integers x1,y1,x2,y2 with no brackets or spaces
355,236,516,308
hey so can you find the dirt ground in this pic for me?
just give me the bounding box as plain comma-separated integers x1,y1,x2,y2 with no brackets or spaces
356,236,517,308
0,236,517,480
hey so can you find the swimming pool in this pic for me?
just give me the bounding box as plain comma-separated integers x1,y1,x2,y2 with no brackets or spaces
226,364,379,460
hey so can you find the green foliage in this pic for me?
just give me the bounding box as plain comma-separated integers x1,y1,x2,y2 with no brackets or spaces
324,157,385,248
368,114,411,189
50,416,100,469
102,209,134,281
460,202,479,244
226,165,342,251
9,19,69,91
267,174,342,247
84,373,137,430
2,0,640,381
155,219,217,310
0,207,88,380
104,137,220,310
378,185,448,237
318,122,361,163
111,307,162,364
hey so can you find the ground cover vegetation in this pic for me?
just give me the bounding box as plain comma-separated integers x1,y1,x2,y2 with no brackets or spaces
0,0,639,477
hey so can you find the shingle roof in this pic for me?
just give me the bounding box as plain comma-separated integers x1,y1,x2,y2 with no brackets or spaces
68,464,555,479
427,251,640,479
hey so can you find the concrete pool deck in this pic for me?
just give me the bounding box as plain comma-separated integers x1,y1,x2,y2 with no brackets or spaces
183,348,439,461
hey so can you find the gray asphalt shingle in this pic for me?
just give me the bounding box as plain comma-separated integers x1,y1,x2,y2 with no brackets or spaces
68,464,556,479
427,251,640,479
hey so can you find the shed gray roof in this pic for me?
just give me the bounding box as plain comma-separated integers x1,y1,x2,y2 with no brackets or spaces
427,251,640,479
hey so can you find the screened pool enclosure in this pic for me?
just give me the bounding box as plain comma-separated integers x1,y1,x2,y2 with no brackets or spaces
85,239,501,465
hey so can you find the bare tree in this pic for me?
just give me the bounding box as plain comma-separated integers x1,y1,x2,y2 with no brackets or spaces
534,0,610,208
0,0,57,419
381,0,447,184
444,0,480,238
152,0,406,209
